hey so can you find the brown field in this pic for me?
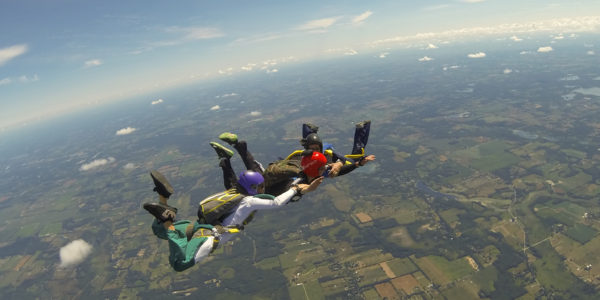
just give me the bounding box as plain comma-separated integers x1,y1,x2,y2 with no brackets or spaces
380,262,397,278
391,274,420,294
355,213,373,223
13,255,32,271
375,282,400,300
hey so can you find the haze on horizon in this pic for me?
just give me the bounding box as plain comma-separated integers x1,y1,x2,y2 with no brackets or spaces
1,0,600,131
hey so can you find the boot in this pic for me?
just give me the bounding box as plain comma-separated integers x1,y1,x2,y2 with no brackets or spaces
143,202,177,222
150,170,174,198
210,142,234,159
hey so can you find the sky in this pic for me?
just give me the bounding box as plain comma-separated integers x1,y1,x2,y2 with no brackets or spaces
1,0,600,131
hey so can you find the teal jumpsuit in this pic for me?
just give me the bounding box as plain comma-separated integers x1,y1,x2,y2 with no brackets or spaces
152,219,215,272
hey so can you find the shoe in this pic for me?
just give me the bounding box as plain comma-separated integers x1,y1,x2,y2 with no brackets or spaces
218,132,238,145
150,170,174,198
304,123,319,133
143,202,177,222
356,120,371,129
210,142,234,159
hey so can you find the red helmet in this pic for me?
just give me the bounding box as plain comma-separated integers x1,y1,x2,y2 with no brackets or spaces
301,151,327,177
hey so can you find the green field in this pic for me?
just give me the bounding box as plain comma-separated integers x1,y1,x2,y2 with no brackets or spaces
564,223,598,244
386,257,418,277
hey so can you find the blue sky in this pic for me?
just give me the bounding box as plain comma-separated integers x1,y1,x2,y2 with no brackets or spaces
1,0,599,131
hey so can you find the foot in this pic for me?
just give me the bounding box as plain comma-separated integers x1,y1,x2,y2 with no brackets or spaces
356,120,371,129
210,142,234,159
304,123,319,133
150,170,174,198
218,132,238,145
143,202,177,222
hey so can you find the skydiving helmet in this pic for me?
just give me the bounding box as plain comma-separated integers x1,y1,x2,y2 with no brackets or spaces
301,151,328,178
237,171,264,195
301,133,323,152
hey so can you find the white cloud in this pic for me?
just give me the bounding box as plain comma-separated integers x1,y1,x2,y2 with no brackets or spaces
0,78,12,85
509,35,523,42
467,52,486,58
296,17,338,31
326,48,358,56
352,11,373,24
537,46,553,53
426,43,438,49
59,239,93,268
553,34,564,40
369,16,600,47
266,69,279,73
0,74,39,86
116,127,136,135
379,52,389,58
0,44,28,66
418,56,433,62
84,59,102,68
210,105,220,111
241,63,257,71
520,51,533,55
344,49,358,56
123,163,136,170
503,68,512,74
443,65,460,71
216,93,238,98
461,0,485,3
80,157,115,171
424,4,450,11
165,26,224,41
250,111,261,116
218,67,234,75
151,98,164,105
18,74,39,83
587,50,595,55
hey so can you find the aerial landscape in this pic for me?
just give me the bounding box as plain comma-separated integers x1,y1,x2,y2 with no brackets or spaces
1,1,600,299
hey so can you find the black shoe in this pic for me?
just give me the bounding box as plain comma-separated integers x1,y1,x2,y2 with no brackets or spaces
150,170,174,198
143,202,177,222
356,120,371,129
305,123,319,133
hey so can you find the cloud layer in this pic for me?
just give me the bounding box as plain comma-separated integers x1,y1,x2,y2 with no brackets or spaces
151,98,164,105
370,16,600,47
59,239,93,268
537,46,553,53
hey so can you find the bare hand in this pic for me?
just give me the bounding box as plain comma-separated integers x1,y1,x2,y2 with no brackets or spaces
298,176,323,194
359,155,376,166
328,161,343,177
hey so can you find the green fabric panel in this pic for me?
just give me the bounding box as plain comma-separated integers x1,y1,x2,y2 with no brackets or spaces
151,219,212,272
254,193,275,199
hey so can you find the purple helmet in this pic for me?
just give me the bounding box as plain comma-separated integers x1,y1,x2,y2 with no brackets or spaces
237,171,264,195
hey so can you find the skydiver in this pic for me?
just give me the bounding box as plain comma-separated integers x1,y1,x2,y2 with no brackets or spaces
297,120,376,177
142,165,322,271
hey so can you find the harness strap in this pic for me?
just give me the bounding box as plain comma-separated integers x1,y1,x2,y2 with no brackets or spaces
185,223,195,241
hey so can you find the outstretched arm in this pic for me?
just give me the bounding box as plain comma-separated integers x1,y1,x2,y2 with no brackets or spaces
332,155,376,177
